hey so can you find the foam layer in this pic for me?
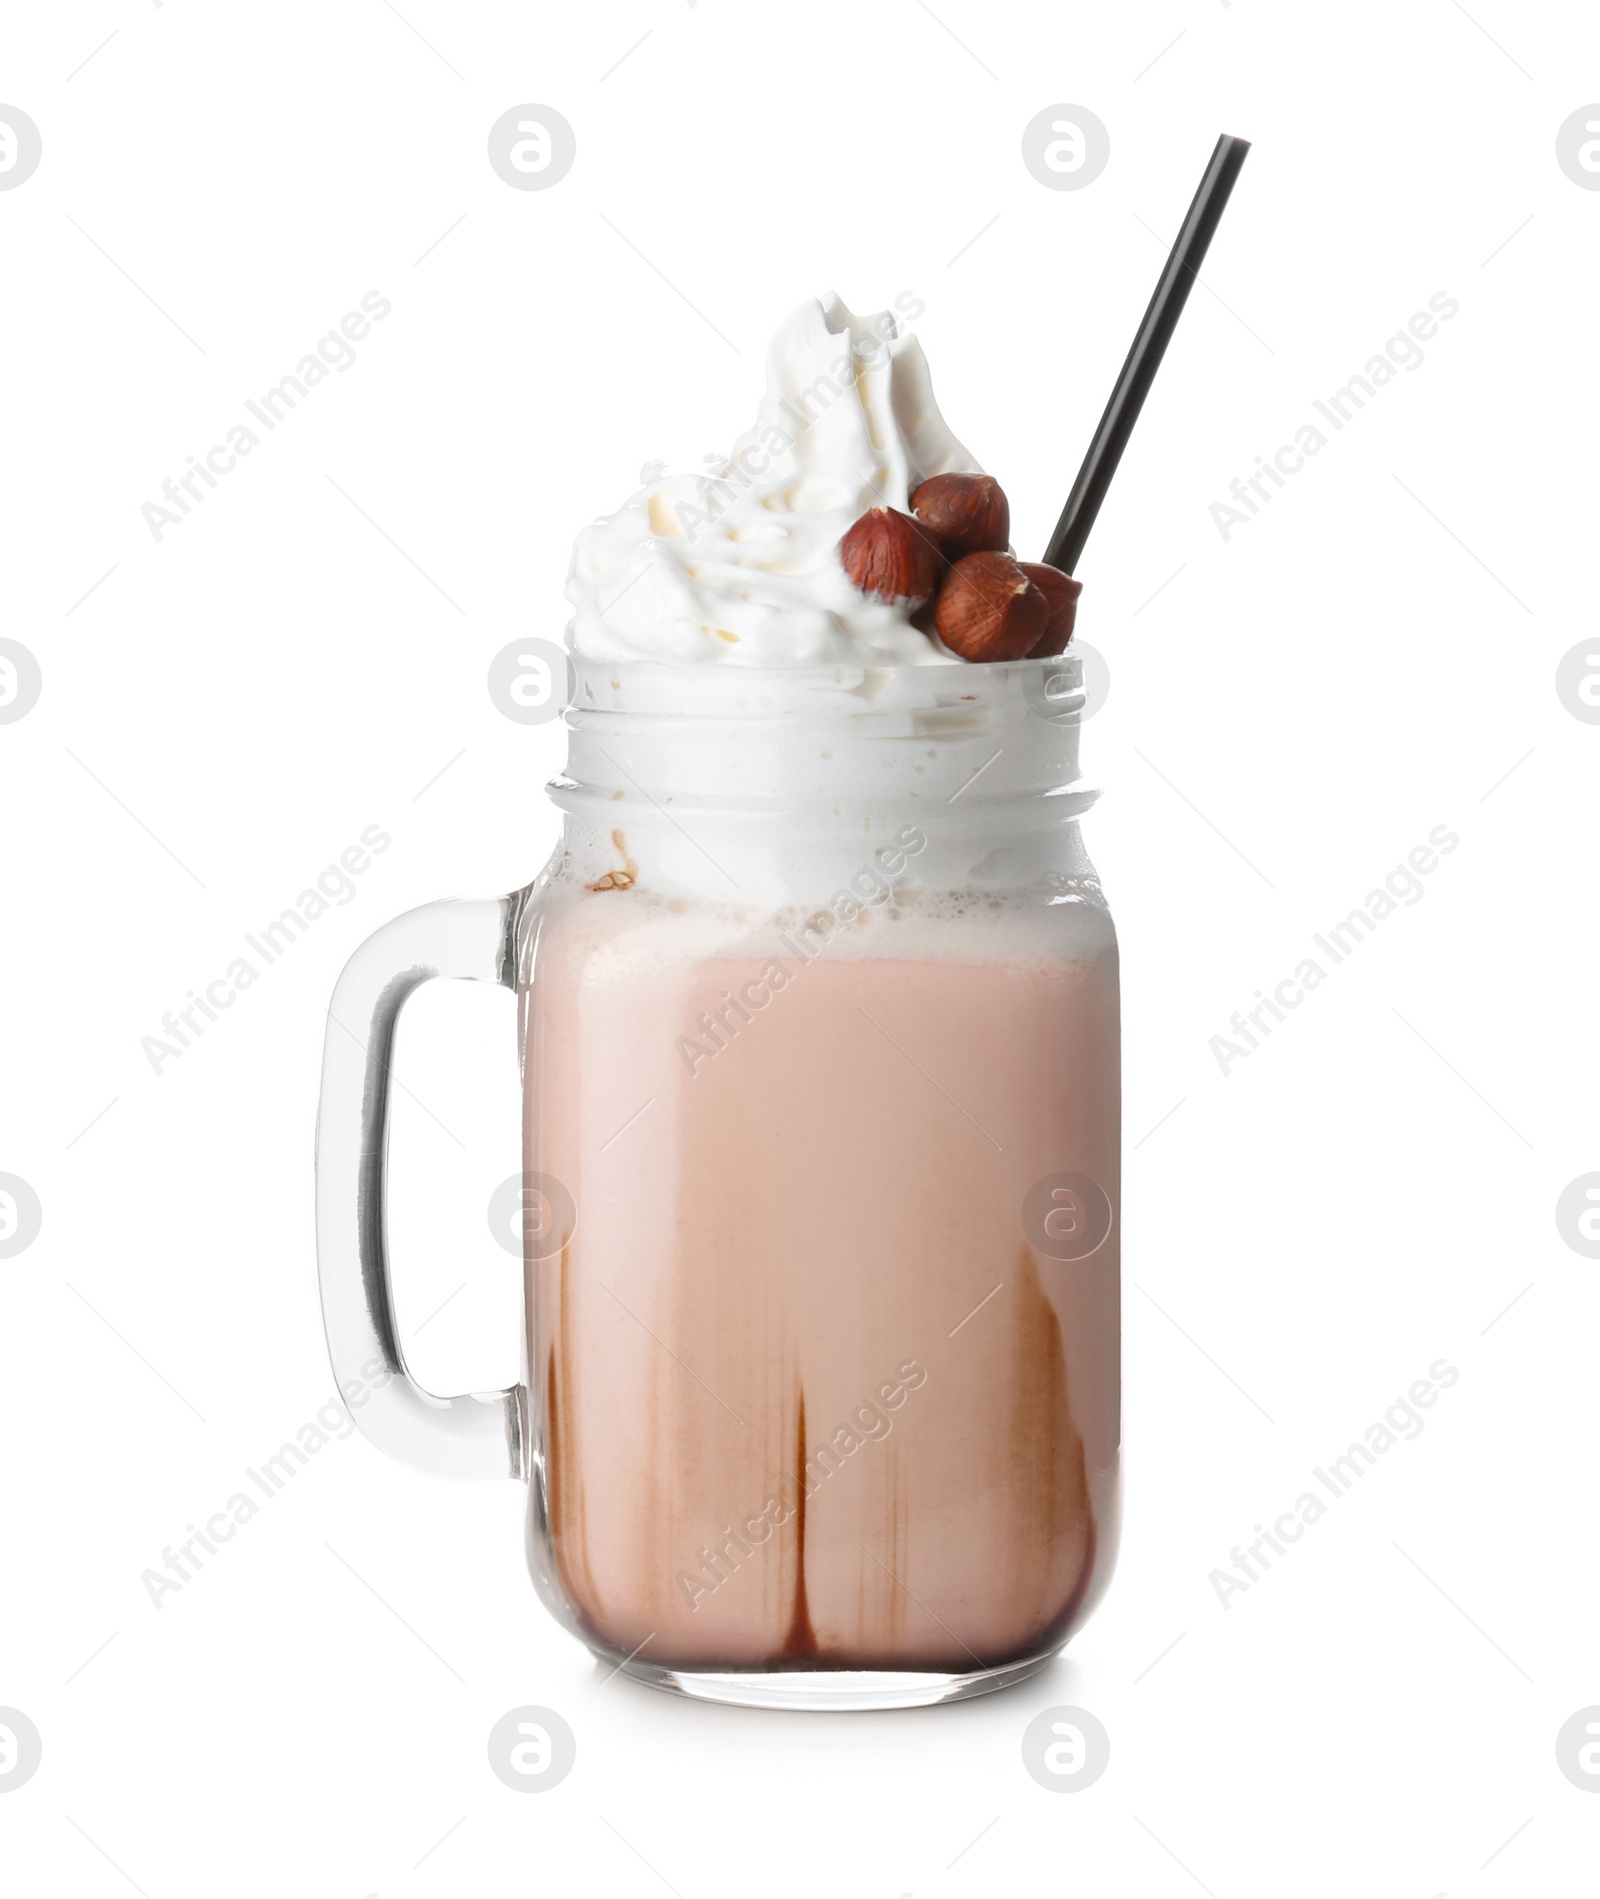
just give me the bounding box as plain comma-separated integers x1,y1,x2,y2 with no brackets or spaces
547,653,1096,905
527,857,1116,990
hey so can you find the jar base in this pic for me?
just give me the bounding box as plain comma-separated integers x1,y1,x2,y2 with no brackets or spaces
599,1651,1057,1711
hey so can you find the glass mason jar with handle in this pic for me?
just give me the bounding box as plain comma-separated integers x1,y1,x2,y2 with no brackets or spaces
315,651,1119,1711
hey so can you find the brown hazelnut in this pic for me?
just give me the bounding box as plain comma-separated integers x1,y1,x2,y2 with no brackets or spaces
910,473,1010,559
838,507,945,607
1017,563,1083,657
933,551,1048,662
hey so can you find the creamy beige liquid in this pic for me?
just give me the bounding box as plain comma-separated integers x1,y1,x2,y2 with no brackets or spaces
524,886,1119,1673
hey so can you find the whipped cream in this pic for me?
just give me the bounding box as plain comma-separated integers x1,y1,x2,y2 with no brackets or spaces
565,295,982,668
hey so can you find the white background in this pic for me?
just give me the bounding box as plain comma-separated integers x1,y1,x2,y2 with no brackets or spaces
3,2,1597,1893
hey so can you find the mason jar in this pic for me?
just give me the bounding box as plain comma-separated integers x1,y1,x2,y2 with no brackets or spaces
316,650,1120,1711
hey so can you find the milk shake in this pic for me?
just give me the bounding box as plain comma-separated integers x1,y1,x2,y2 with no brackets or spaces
518,296,1120,1701
526,887,1118,1675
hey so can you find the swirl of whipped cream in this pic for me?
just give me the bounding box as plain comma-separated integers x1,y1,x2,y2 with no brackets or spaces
565,294,982,667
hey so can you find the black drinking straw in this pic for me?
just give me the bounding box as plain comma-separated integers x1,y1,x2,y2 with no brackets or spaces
1042,133,1251,574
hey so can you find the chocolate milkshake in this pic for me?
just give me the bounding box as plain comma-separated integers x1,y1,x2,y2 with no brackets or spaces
525,890,1118,1678
518,295,1120,1703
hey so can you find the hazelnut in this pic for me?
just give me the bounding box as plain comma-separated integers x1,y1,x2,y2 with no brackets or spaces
934,551,1048,663
1017,563,1082,657
838,507,945,607
910,473,1010,559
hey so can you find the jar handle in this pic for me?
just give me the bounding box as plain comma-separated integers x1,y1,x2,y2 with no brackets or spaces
315,894,526,1479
